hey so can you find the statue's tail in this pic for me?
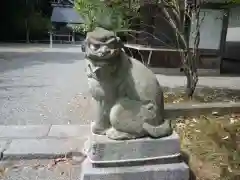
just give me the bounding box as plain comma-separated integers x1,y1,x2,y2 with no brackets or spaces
143,119,172,138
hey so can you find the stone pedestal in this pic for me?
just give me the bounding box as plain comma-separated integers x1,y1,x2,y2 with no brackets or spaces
81,131,189,180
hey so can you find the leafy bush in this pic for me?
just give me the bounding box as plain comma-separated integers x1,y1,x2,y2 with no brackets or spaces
74,0,140,32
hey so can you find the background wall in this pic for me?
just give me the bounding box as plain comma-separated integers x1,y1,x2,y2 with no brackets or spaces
224,6,240,61
189,9,224,50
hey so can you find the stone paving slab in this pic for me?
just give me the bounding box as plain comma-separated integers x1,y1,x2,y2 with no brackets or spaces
48,125,90,138
3,138,87,160
165,101,240,118
0,126,5,133
0,125,51,139
156,74,240,89
0,97,238,161
0,125,90,160
0,140,9,153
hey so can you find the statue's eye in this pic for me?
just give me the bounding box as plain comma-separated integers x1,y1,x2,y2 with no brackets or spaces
89,44,100,50
108,44,115,49
107,42,117,49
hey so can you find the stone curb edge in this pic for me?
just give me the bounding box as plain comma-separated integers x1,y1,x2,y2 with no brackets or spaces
0,102,239,160
165,101,240,118
1,150,86,161
0,125,90,161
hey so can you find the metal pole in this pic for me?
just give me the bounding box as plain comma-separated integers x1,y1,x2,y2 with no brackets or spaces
50,32,53,48
72,31,75,44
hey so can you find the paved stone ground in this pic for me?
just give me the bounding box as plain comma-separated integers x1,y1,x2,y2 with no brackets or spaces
0,43,240,179
0,124,87,179
0,44,96,125
1,43,240,126
0,125,90,160
1,98,240,160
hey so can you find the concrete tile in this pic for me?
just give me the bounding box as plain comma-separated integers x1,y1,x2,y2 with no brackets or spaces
0,140,9,153
0,125,50,138
0,126,5,133
48,125,90,138
3,138,87,159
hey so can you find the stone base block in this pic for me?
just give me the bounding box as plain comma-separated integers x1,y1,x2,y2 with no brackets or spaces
81,158,189,180
86,131,181,164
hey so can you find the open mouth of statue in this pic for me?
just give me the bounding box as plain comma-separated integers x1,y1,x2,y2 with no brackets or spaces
93,61,108,69
97,52,106,57
94,51,116,59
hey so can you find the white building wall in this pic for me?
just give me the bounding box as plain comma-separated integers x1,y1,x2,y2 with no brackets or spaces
189,9,224,50
226,6,240,42
224,6,240,60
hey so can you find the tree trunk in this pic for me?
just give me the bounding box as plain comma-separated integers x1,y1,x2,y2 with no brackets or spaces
25,19,30,43
161,0,199,98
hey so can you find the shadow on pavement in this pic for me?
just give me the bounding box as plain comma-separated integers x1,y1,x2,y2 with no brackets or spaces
0,51,85,73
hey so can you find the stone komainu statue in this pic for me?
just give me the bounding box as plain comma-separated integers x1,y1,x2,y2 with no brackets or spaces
83,27,172,140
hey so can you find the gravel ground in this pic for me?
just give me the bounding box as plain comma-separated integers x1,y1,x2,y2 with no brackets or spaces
1,44,240,125
0,45,96,125
0,159,83,180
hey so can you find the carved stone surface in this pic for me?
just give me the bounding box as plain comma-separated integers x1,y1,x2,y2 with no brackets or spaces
81,130,189,180
85,131,181,164
84,27,172,140
81,158,189,180
81,27,189,180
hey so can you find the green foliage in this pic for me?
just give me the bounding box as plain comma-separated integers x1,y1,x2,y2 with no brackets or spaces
74,0,140,33
230,0,240,3
67,24,87,34
28,12,52,32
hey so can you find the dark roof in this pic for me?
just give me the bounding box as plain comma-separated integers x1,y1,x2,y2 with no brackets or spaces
51,0,74,7
51,7,84,24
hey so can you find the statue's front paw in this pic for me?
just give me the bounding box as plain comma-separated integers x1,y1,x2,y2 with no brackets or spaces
91,122,108,135
106,128,142,140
